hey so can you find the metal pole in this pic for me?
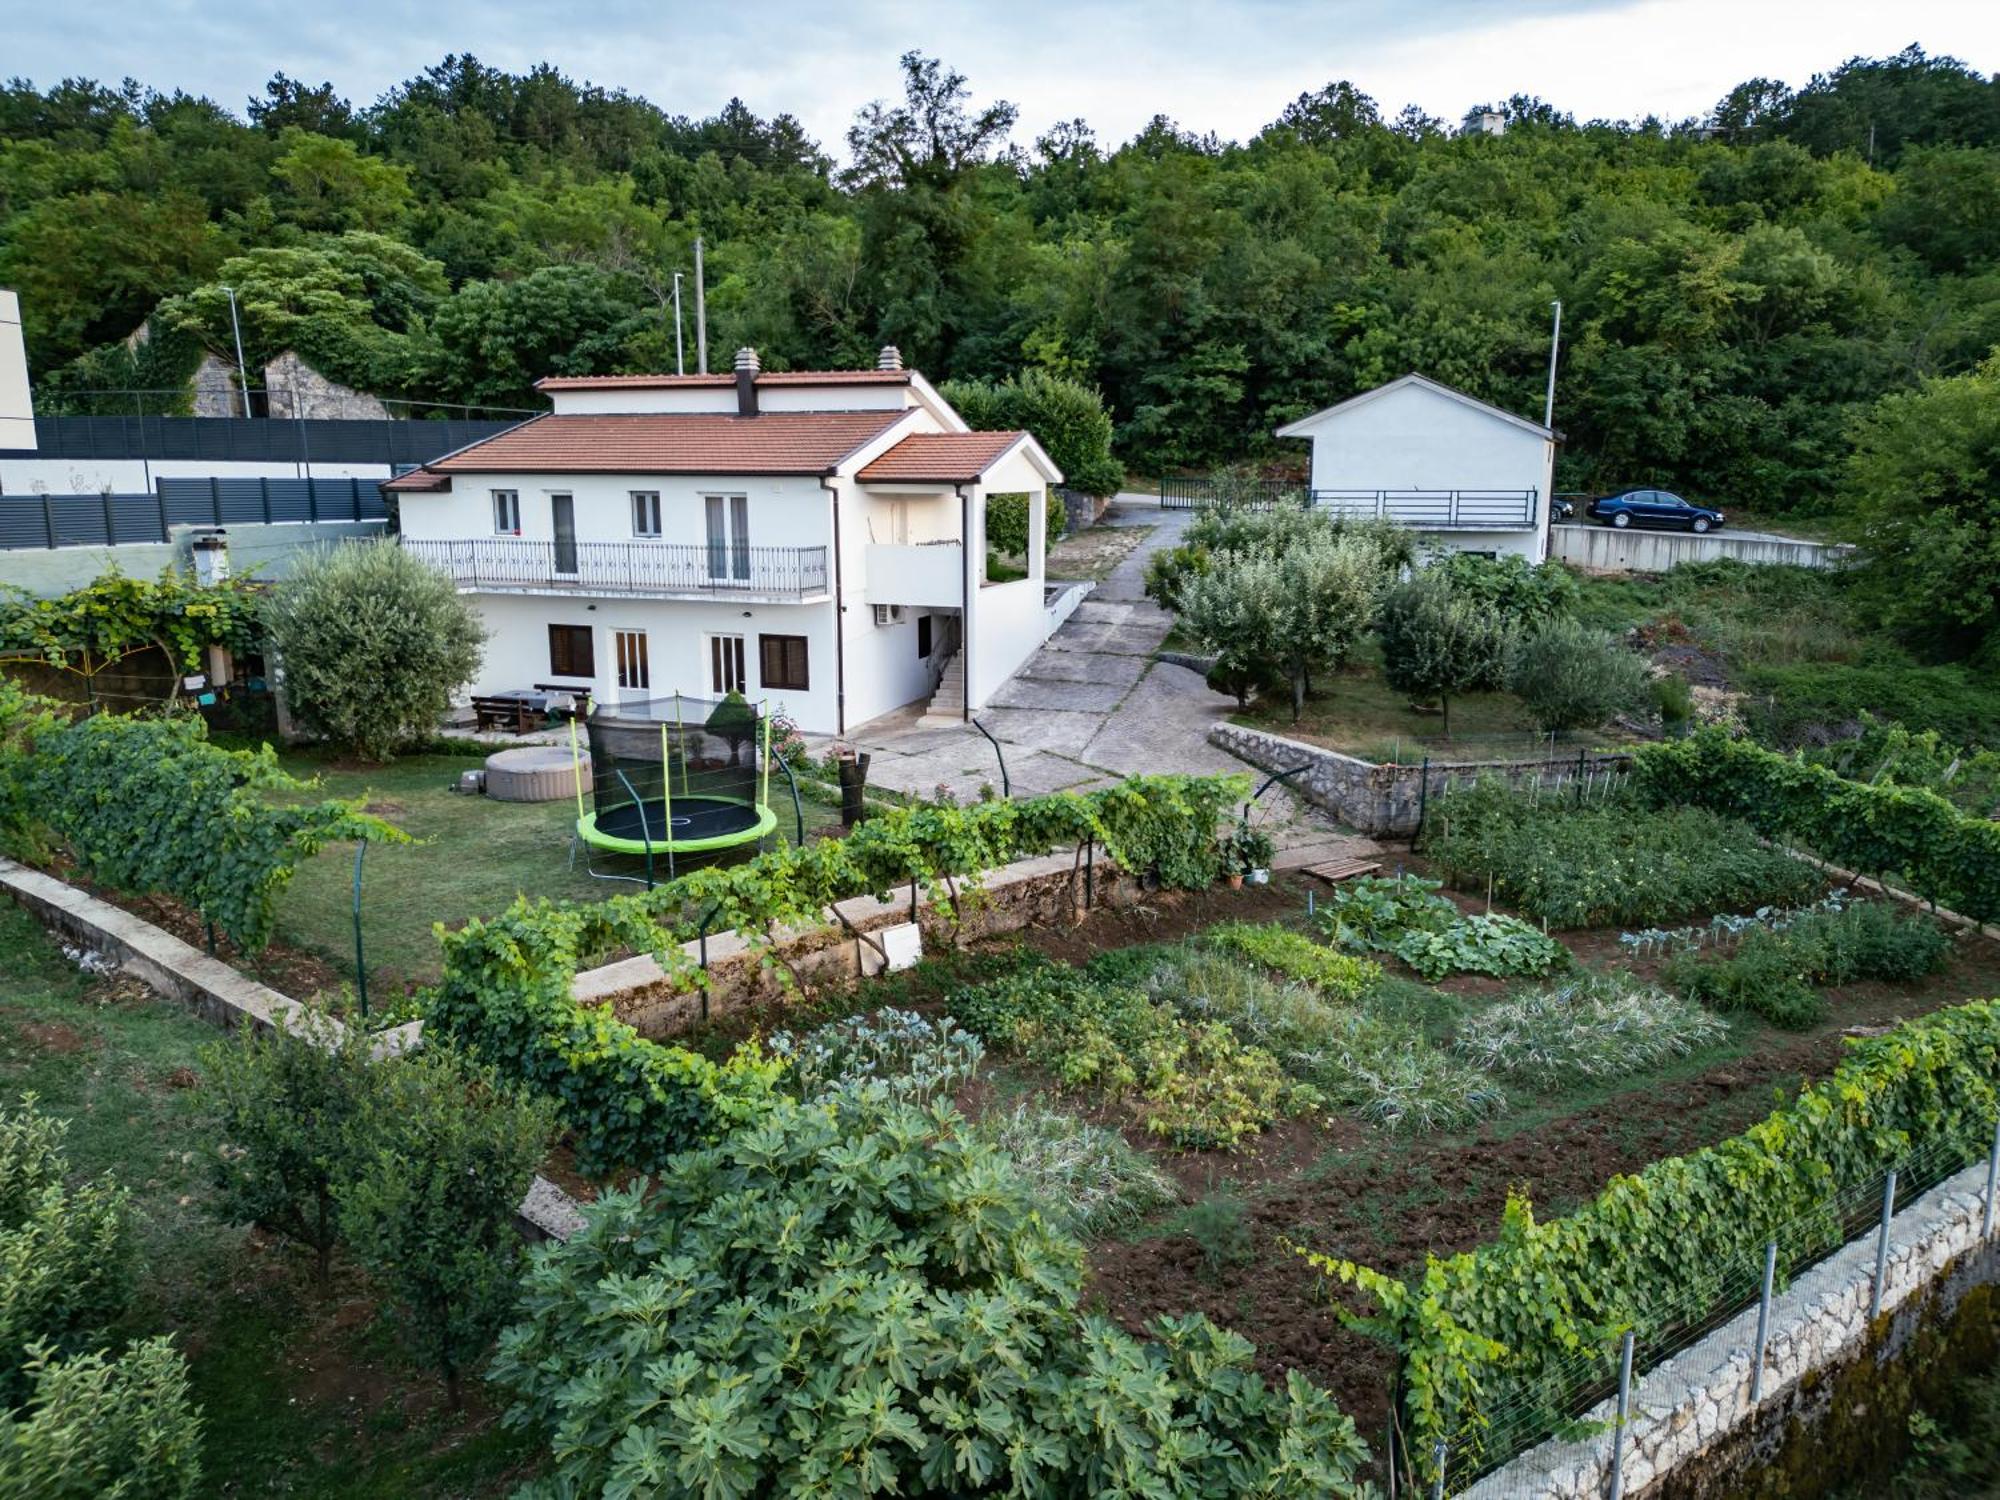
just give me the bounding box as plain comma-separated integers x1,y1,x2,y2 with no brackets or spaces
1429,1441,1446,1500
1750,1240,1777,1403
1608,1330,1636,1500
1984,1116,2000,1239
672,271,685,375
223,286,251,415
351,840,368,1019
1869,1169,1897,1320
970,716,1010,798
693,237,708,374
1543,299,1562,430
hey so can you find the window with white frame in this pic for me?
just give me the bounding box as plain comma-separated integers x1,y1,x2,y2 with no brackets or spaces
492,489,521,535
631,490,662,538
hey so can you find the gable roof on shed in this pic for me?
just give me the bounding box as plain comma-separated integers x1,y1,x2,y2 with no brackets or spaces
1274,373,1555,442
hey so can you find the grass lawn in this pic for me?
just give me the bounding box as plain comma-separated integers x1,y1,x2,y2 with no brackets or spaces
1230,648,1543,761
0,903,538,1498
272,747,842,995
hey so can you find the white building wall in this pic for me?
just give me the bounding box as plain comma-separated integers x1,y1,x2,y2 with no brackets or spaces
395,470,833,551
468,593,841,732
0,291,31,451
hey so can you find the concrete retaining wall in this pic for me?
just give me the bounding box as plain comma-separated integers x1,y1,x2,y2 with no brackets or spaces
1552,524,1852,574
1208,721,1630,837
0,518,383,595
1465,1160,2000,1499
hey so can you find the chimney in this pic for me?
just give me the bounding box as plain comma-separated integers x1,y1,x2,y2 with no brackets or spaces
876,344,903,372
734,347,760,416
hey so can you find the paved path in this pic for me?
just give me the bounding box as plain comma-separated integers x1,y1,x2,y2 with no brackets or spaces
832,496,1372,856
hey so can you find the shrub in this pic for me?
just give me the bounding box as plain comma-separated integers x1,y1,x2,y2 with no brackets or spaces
335,1045,557,1407
0,681,62,861
1504,617,1651,733
1205,921,1380,1000
265,538,486,761
1452,973,1729,1081
493,1087,1373,1497
199,1010,377,1283
1315,874,1568,982
940,369,1124,497
1303,997,2000,1485
1428,552,1580,626
766,1007,984,1102
1145,541,1209,613
980,1103,1179,1237
0,1337,201,1499
0,1098,137,1404
23,713,402,951
1424,778,1826,928
1177,1189,1255,1274
954,962,1296,1148
1375,572,1513,734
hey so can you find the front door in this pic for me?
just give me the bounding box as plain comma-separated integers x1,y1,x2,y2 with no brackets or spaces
614,629,650,694
705,494,750,583
709,633,746,695
552,493,578,576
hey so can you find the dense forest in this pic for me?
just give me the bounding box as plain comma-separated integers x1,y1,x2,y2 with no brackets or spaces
2,46,1996,524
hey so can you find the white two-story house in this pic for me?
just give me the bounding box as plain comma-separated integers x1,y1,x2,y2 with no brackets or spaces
386,347,1067,735
1275,372,1558,563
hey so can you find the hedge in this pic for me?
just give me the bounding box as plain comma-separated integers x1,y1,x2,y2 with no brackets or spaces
427,774,1247,1176
1633,727,2000,922
1301,996,2000,1484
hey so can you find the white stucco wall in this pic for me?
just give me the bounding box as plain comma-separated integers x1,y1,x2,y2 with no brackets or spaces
0,291,30,452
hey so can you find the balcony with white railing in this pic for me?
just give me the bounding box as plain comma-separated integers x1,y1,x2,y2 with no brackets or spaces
401,537,831,601
863,539,965,608
1307,489,1540,530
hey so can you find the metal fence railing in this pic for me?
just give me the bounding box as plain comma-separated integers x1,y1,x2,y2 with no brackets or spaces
1159,475,1307,510
402,537,831,599
1308,489,1539,530
0,478,390,550
1430,1122,2000,1498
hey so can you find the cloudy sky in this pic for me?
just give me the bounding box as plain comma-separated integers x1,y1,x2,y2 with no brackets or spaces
12,0,1998,154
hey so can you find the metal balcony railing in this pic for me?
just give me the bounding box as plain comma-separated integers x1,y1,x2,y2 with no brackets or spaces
402,538,830,599
1308,489,1540,530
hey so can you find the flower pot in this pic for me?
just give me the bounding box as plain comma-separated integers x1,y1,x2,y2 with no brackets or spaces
1249,868,1270,885
1226,873,1244,889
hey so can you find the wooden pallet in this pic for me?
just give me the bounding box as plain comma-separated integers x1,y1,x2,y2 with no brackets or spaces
1302,857,1381,885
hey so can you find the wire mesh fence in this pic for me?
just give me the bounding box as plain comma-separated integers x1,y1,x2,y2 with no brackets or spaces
1414,1124,2000,1498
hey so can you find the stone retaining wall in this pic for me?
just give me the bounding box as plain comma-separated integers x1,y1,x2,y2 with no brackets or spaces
1208,722,1631,837
574,846,1145,1036
1463,1159,2000,1499
1551,523,1853,574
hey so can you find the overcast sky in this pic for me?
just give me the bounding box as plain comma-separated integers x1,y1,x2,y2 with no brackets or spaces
12,0,1999,155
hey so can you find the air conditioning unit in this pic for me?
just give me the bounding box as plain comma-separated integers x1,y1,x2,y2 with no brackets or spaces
872,604,907,627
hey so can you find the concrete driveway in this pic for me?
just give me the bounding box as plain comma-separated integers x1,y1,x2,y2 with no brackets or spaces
831,497,1362,854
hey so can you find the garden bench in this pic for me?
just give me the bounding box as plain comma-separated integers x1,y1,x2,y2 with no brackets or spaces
471,694,546,734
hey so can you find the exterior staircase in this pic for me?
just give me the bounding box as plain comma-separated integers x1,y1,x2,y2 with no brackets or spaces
918,650,966,726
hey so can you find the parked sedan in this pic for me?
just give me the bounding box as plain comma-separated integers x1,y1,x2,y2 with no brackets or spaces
1586,489,1726,533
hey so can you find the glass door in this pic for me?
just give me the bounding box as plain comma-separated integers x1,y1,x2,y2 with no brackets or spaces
709,634,746,695
551,493,578,577
615,630,649,693
705,494,750,583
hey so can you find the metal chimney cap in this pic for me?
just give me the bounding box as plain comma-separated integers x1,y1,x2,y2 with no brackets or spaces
733,346,761,372
876,345,903,372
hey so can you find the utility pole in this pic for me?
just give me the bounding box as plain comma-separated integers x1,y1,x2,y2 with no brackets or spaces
693,236,708,375
222,285,251,416
1543,299,1562,430
672,271,686,376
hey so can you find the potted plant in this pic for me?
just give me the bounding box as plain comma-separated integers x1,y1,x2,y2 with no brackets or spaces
1220,824,1274,888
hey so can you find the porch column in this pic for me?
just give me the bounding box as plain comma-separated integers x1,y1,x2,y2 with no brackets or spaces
1028,488,1047,587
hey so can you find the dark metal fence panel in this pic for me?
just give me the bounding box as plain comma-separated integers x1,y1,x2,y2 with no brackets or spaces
2,415,519,465
0,479,389,549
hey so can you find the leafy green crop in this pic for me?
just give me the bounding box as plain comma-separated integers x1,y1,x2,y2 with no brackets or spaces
1205,921,1380,999
1315,874,1567,981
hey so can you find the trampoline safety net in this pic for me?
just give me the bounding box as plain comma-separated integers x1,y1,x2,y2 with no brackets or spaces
576,692,773,863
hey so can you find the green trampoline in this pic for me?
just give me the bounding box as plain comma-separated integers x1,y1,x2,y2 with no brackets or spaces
568,693,793,885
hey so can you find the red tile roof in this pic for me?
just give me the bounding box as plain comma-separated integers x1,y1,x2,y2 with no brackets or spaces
856,432,1029,484
383,411,909,488
534,369,912,391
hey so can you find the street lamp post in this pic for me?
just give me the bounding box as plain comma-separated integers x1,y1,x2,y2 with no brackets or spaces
672,272,685,376
222,285,252,416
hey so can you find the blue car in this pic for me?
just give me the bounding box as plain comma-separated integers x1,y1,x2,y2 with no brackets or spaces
1586,489,1726,533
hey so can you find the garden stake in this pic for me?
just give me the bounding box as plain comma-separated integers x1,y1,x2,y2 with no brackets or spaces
1982,1116,1999,1240
1869,1170,1897,1320
205,919,216,957
1429,1441,1445,1500
351,839,368,1019
1608,1330,1636,1500
1750,1240,1776,1404
1085,838,1095,908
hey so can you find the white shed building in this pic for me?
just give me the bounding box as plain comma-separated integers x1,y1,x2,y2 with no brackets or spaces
1274,373,1556,563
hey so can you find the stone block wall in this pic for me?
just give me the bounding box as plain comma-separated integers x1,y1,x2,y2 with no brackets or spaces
1208,721,1631,837
1462,1159,2000,1499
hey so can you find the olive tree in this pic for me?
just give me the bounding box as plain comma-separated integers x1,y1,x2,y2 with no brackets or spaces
1506,617,1651,732
264,540,485,761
